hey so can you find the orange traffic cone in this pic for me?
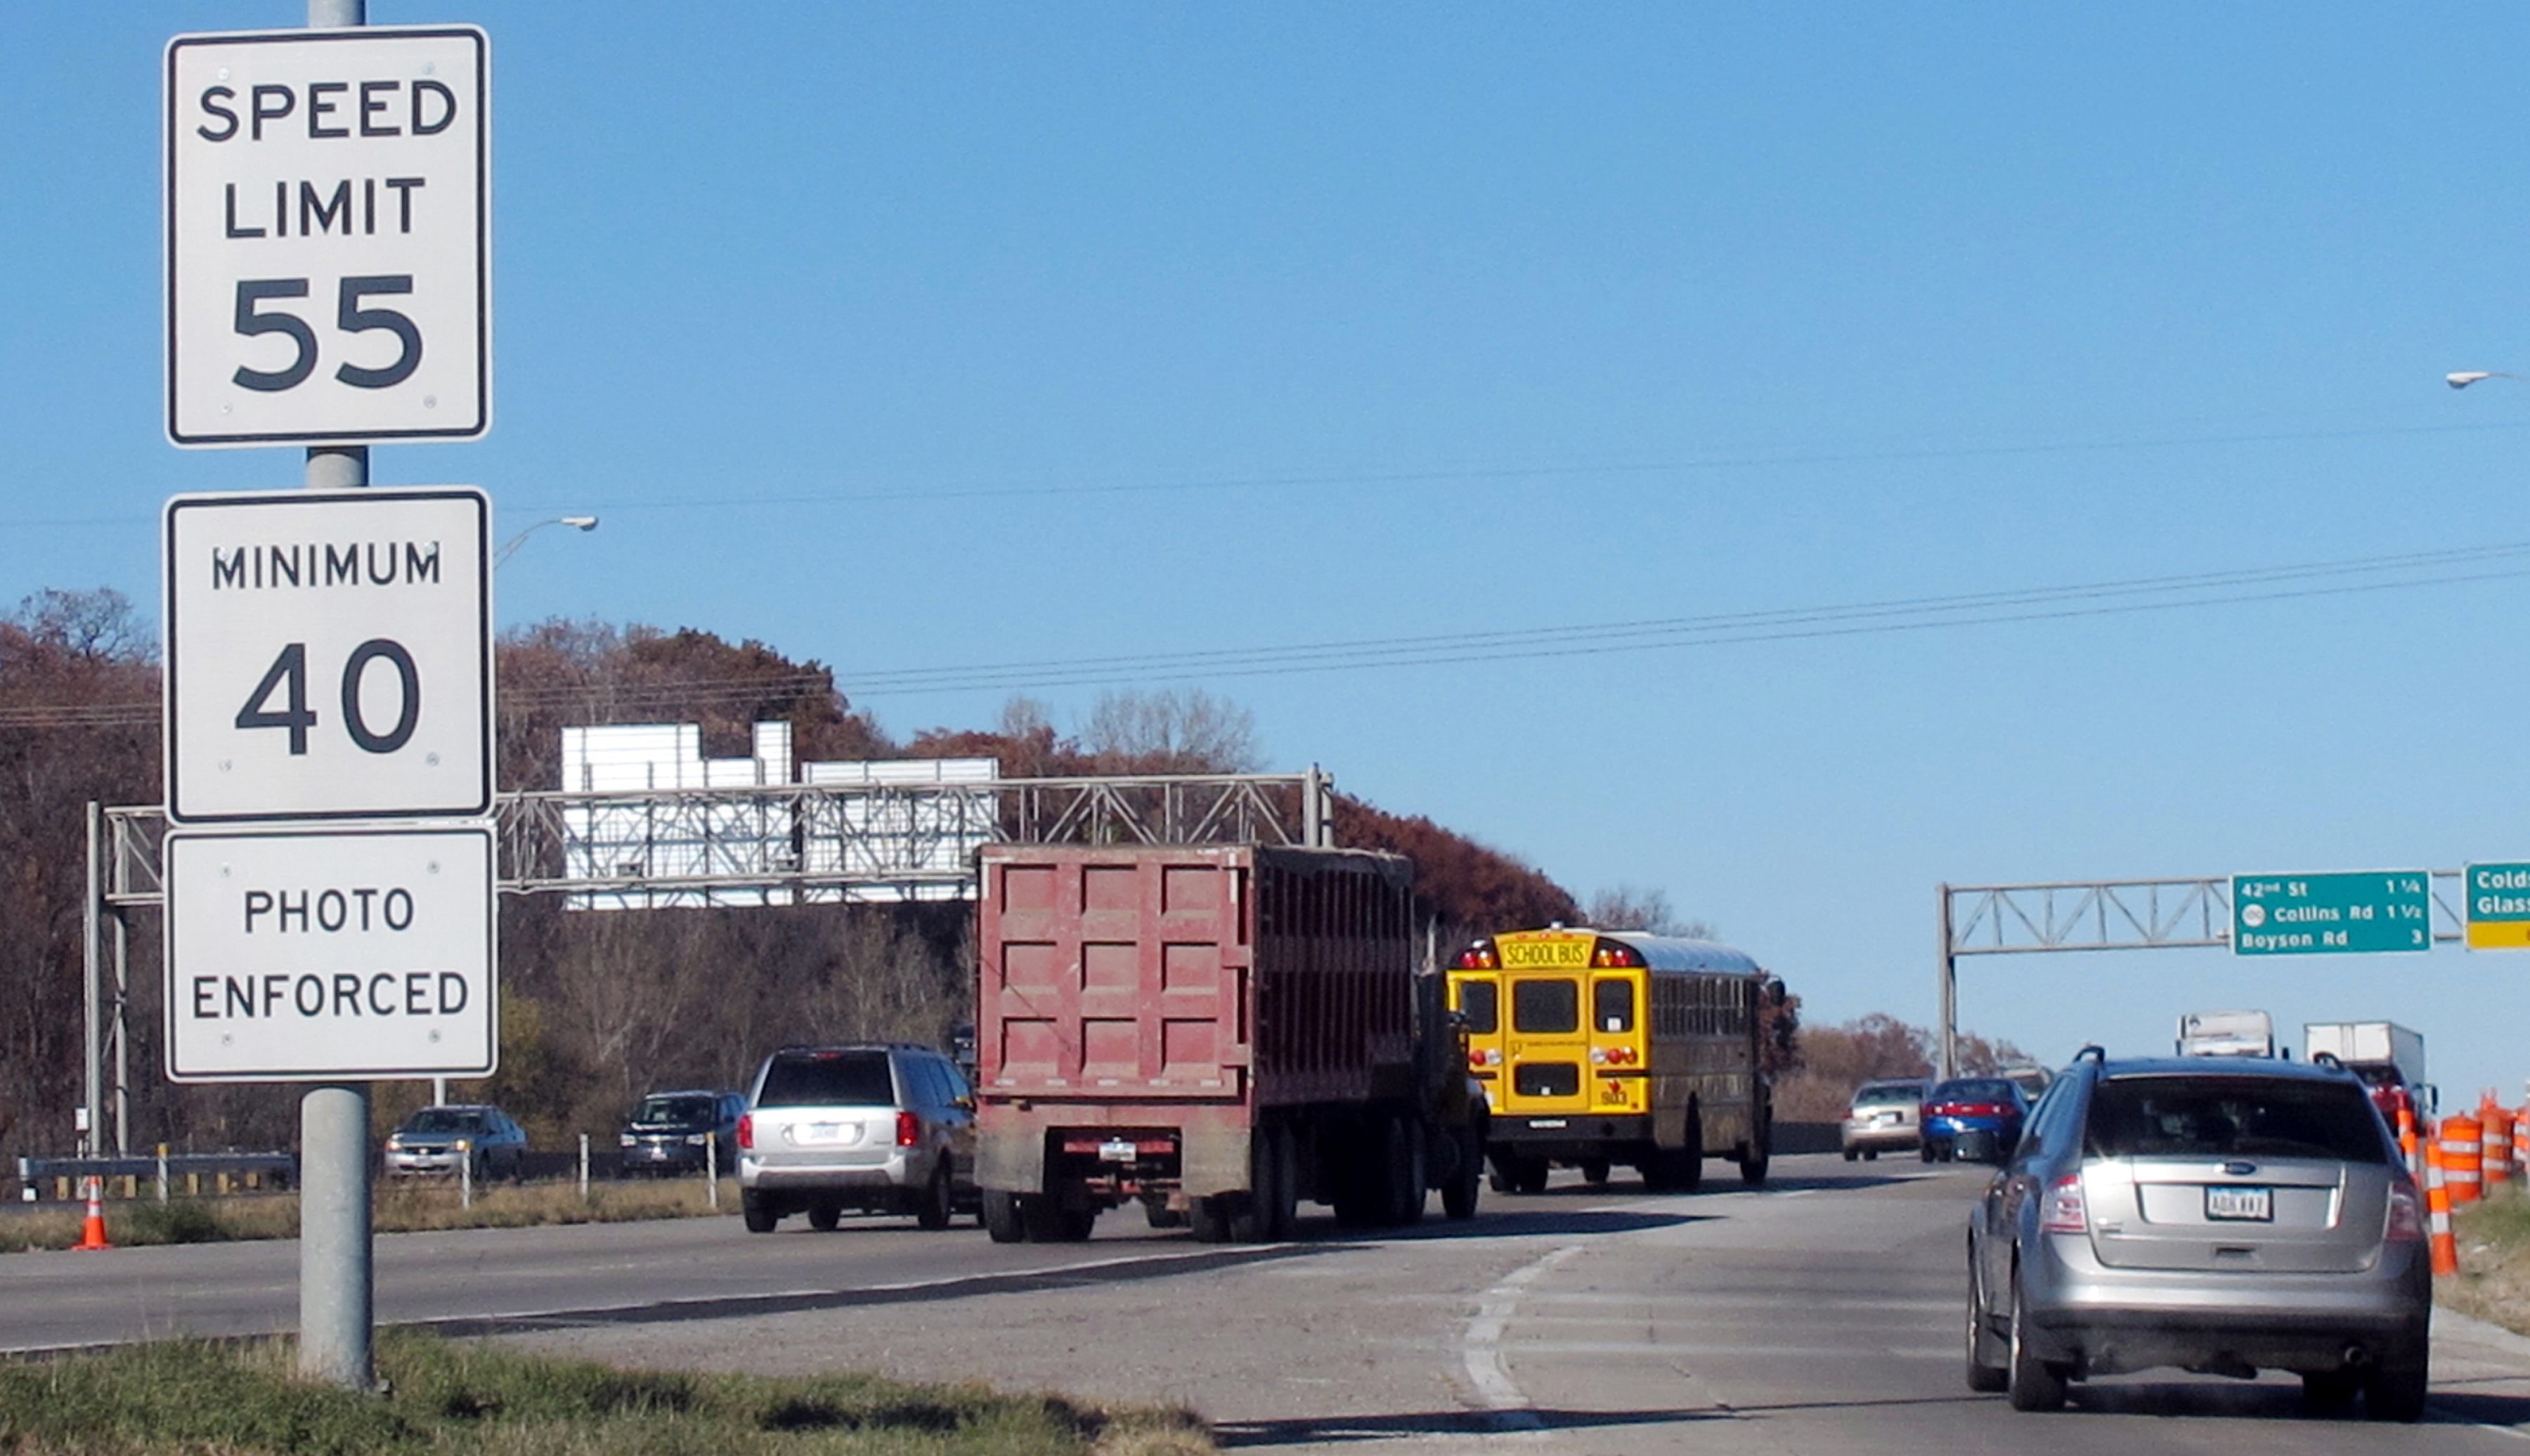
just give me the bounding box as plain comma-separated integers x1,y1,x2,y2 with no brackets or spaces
72,1176,111,1252
2425,1139,2458,1278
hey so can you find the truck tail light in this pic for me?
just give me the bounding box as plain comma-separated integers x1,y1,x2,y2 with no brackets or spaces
2041,1175,2087,1234
896,1110,920,1148
2385,1181,2425,1242
736,1114,753,1150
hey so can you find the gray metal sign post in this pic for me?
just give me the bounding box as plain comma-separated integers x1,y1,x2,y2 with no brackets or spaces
302,0,372,1396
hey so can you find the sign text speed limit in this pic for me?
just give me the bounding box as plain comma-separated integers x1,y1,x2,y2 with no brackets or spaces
164,488,491,823
166,27,488,446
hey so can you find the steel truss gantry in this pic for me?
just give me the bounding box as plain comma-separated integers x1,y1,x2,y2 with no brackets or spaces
79,769,1332,1157
1935,871,2466,1080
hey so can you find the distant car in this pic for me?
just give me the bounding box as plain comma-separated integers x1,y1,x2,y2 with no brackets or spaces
1923,1077,2030,1163
384,1105,528,1181
1966,1051,2430,1418
618,1089,746,1176
1843,1079,1930,1160
737,1044,978,1233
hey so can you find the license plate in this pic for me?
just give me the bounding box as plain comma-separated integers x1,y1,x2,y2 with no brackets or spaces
797,1122,861,1147
2205,1185,2273,1221
1098,1138,1138,1162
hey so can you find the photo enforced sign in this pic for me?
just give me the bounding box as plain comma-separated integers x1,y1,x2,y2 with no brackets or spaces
163,824,497,1083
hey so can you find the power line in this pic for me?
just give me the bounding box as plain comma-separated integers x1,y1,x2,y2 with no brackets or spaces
2,539,2515,726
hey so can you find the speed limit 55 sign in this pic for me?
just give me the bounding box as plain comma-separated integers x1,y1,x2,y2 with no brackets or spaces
166,27,488,446
165,488,491,824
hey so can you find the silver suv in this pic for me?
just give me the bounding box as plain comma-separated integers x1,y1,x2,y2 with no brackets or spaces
737,1044,978,1233
1966,1050,2429,1419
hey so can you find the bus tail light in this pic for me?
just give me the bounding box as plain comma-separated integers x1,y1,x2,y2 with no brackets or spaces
1454,946,1499,970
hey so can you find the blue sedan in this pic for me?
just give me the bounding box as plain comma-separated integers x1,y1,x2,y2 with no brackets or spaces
1920,1077,2029,1163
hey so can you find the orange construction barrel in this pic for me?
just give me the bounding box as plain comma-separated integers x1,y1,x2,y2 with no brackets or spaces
2484,1104,2516,1188
2441,1112,2485,1206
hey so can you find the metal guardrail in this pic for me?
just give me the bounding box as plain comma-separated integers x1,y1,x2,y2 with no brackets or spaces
18,1152,297,1200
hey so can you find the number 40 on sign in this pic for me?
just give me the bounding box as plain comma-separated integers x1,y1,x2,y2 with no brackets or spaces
163,488,491,825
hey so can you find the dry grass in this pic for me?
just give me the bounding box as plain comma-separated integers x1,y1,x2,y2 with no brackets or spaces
0,1178,734,1254
2441,1188,2530,1333
0,1332,1215,1455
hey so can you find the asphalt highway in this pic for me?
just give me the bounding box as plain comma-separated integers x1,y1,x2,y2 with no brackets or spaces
11,1155,2530,1453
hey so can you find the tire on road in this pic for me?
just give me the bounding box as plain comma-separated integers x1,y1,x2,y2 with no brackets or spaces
1964,1256,2007,1393
806,1201,842,1233
1441,1122,1483,1221
741,1191,779,1235
914,1165,954,1231
2366,1359,2429,1423
982,1189,1027,1244
2005,1273,2068,1412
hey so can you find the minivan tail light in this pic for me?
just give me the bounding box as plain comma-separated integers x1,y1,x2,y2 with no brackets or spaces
736,1113,753,1150
2385,1181,2425,1242
895,1110,920,1148
2041,1174,2087,1234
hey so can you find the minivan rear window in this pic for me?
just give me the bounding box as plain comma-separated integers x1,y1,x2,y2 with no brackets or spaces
757,1051,895,1107
2085,1077,2386,1163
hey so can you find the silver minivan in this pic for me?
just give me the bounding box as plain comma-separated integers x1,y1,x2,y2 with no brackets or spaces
737,1044,978,1233
1966,1051,2430,1419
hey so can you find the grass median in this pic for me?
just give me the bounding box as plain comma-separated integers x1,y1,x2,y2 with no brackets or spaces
0,1332,1212,1455
2442,1192,2530,1334
0,1178,734,1254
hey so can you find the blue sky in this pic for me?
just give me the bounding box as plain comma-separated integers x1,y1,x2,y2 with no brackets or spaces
11,4,2530,1102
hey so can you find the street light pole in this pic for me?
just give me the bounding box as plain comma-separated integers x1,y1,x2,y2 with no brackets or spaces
493,515,599,568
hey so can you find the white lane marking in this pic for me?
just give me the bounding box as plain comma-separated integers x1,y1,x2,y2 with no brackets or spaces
1462,1244,1582,1435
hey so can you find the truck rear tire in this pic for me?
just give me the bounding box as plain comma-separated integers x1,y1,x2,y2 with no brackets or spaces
1191,1195,1234,1243
982,1190,1027,1243
1441,1124,1482,1220
1244,1124,1297,1242
1397,1117,1428,1226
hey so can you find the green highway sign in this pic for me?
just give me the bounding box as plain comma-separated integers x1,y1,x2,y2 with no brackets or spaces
2467,863,2530,950
2231,871,2431,956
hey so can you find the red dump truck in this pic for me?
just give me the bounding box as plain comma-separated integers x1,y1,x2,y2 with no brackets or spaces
973,843,1485,1243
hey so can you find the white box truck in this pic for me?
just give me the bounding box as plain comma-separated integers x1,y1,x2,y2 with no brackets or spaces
2303,1021,2430,1117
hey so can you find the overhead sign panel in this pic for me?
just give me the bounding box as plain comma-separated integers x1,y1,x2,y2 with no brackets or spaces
164,488,491,823
164,824,497,1083
166,26,489,446
2466,862,2530,950
2231,871,2431,956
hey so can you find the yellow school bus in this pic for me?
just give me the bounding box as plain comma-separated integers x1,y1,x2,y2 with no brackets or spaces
1448,927,1777,1193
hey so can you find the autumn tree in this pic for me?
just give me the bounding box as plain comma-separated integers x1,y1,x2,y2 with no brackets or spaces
1584,885,1716,940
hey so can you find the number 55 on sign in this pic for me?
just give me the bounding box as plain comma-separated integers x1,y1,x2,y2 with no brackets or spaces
164,488,490,824
165,27,488,446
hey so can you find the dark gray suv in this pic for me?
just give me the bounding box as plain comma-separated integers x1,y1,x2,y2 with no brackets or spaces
1966,1050,2430,1419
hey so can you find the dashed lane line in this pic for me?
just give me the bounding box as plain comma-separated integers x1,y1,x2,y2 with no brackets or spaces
1462,1244,1583,1436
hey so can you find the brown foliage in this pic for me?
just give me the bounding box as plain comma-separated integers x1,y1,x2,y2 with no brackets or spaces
0,590,160,1157
1773,1012,2031,1122
1332,794,1580,946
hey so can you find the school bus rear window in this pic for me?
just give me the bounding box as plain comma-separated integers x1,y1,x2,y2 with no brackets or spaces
1594,977,1635,1033
1458,980,1499,1034
1512,979,1579,1034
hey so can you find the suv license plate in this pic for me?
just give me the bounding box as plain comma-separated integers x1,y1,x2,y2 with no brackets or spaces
2206,1185,2273,1221
1099,1138,1138,1163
